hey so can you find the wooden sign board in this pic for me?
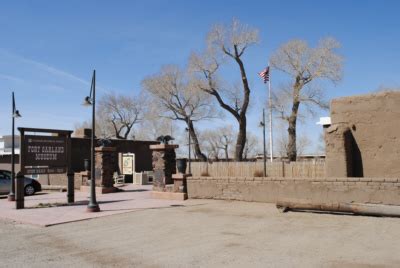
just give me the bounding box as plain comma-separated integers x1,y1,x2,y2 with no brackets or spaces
19,128,72,175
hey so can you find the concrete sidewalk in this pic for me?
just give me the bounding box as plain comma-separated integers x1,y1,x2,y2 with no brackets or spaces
0,184,185,227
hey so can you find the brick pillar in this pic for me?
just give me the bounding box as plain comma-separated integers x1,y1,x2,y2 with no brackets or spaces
150,144,178,191
95,146,117,188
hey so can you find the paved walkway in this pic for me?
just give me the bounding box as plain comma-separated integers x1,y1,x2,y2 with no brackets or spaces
0,184,184,227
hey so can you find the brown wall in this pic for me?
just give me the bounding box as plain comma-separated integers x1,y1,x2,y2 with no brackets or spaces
187,176,400,205
71,138,158,173
326,91,400,178
38,173,84,189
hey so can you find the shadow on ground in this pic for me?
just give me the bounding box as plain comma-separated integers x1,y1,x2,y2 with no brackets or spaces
26,199,135,209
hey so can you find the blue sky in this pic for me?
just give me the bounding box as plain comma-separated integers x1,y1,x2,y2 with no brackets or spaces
1,0,400,153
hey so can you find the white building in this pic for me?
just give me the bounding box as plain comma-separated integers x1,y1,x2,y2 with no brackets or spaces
0,135,20,156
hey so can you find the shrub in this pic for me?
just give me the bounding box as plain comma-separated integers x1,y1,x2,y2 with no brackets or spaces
253,170,264,177
200,171,210,177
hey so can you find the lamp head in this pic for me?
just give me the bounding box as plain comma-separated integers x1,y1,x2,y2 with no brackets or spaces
13,110,22,118
82,96,93,106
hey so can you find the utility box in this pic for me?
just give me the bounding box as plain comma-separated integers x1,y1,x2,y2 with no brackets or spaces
134,172,148,185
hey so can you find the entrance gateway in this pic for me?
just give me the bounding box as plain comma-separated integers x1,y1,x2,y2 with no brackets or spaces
16,127,73,209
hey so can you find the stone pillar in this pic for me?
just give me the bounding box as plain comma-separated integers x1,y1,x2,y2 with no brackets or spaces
80,146,117,194
95,146,117,188
150,144,178,191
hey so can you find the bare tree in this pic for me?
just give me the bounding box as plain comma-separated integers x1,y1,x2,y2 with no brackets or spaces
243,132,259,160
270,37,343,161
142,65,216,161
190,18,259,161
202,126,235,161
74,118,114,139
97,92,143,139
276,133,311,158
133,102,177,141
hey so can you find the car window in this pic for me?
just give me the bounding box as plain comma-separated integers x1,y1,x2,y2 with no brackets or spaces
0,172,11,180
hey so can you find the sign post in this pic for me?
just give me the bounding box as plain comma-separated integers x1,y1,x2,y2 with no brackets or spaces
17,128,73,209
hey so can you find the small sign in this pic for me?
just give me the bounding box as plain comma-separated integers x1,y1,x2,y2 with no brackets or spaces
122,154,135,175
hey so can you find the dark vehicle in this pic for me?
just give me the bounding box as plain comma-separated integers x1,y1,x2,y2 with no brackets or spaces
0,170,42,196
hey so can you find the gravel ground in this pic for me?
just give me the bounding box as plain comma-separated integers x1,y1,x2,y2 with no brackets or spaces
0,199,399,268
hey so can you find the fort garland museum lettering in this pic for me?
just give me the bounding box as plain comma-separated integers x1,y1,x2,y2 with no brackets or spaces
22,135,68,174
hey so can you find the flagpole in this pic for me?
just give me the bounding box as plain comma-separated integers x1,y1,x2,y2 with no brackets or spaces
268,63,273,162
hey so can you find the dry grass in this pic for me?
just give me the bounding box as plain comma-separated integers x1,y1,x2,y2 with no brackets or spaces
253,170,264,177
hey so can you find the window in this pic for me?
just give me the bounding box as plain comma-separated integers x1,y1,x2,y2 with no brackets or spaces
0,171,11,180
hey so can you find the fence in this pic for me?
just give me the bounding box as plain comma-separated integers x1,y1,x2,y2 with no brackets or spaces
189,161,326,178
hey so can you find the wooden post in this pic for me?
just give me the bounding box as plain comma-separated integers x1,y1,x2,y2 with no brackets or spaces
16,129,25,209
277,201,400,218
66,133,74,203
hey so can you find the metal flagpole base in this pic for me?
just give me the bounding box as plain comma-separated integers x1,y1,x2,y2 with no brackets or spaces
86,203,100,212
7,193,15,201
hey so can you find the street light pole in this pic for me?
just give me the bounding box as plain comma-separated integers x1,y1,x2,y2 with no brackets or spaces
85,70,100,212
185,119,192,174
262,109,266,177
187,118,191,174
8,92,21,201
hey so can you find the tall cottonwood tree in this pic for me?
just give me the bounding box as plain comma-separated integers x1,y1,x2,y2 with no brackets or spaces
142,65,216,161
270,37,343,161
97,93,143,139
190,19,259,161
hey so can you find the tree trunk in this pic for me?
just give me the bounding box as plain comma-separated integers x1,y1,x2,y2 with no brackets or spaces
188,119,207,161
233,51,250,162
287,113,298,161
287,81,302,161
234,115,247,161
224,145,229,161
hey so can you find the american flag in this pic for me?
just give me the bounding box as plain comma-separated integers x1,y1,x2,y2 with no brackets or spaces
258,66,270,83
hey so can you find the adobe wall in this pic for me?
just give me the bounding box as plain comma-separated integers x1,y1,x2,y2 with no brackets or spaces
187,176,400,205
326,91,400,177
38,173,84,189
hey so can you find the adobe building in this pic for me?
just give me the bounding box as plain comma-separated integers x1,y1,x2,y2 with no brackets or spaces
325,91,400,178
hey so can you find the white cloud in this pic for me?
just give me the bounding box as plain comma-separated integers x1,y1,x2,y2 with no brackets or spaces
0,48,90,87
0,73,25,84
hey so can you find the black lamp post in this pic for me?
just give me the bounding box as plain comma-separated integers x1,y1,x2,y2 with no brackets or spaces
83,70,100,212
185,118,191,174
8,92,21,202
259,109,266,177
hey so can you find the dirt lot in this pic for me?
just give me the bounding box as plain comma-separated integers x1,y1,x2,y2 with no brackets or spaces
0,199,399,267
